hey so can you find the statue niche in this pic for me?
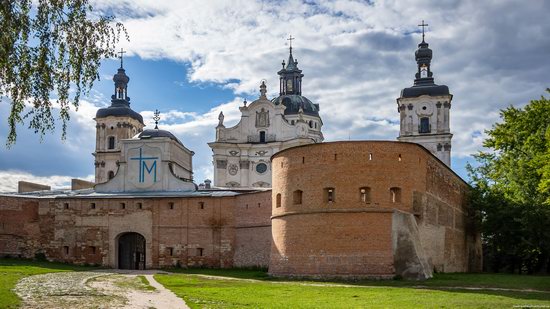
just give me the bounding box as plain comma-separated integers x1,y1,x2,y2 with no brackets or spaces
256,108,269,128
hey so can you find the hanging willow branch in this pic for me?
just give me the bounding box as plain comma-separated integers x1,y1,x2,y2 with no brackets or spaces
0,0,128,146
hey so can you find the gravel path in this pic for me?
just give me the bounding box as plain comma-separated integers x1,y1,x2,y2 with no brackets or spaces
15,270,189,309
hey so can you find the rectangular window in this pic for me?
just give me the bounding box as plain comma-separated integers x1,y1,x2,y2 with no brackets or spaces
293,190,303,205
90,203,96,209
199,202,205,209
63,246,69,255
360,187,371,203
90,246,96,254
169,202,174,210
419,117,431,133
63,202,69,209
324,188,335,203
120,202,126,210
390,187,402,203
137,202,143,209
197,248,204,257
276,194,281,208
167,247,174,256
108,136,115,149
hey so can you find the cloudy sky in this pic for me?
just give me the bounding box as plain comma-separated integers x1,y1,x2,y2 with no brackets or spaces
1,0,549,192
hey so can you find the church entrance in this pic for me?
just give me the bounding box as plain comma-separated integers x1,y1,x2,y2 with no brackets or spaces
117,232,146,270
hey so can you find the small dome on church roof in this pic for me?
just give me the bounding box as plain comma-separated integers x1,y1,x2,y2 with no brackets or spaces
134,129,183,146
401,84,450,98
271,94,319,117
96,102,144,124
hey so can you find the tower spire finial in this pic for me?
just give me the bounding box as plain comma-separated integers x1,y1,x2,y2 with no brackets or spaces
153,109,160,129
117,48,126,68
287,34,295,55
418,20,429,42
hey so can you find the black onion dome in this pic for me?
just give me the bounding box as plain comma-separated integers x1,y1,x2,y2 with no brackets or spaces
96,102,144,124
134,129,183,146
400,39,450,98
271,94,319,117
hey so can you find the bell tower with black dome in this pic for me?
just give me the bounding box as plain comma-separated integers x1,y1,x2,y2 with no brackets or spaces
93,49,145,184
397,21,453,166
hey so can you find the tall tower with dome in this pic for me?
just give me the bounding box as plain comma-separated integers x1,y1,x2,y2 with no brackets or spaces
209,39,323,188
397,22,453,166
93,51,145,183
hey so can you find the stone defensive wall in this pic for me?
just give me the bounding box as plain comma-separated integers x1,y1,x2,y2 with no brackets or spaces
269,141,482,279
0,190,272,269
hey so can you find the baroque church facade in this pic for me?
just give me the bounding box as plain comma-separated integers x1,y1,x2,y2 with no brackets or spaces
209,46,323,188
0,30,481,280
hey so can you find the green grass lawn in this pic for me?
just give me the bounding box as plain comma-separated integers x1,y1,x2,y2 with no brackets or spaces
0,258,97,309
156,269,550,309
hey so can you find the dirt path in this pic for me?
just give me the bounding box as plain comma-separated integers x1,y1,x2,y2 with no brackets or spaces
15,270,189,309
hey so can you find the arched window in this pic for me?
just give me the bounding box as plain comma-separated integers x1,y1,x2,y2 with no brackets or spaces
276,194,281,208
390,187,401,203
419,117,430,133
108,171,115,180
293,190,302,205
360,187,371,203
259,131,266,143
324,187,335,203
108,136,115,149
309,120,313,128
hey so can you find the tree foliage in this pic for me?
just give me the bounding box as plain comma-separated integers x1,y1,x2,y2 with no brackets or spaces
0,0,127,146
468,89,550,274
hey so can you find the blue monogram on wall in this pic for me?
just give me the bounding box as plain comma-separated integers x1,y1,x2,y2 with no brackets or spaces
130,148,159,183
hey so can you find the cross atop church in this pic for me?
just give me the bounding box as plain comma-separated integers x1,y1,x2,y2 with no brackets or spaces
287,35,295,52
153,109,160,129
117,48,126,68
418,20,429,42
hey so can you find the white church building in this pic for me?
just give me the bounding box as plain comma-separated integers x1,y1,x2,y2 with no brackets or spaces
208,46,324,188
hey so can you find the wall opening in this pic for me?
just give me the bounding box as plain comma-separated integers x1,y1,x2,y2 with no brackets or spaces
360,187,371,203
324,187,335,203
293,190,303,205
259,131,266,143
117,232,146,270
276,193,281,208
169,202,174,210
108,171,115,179
108,136,116,149
390,187,402,203
199,202,205,209
419,117,430,133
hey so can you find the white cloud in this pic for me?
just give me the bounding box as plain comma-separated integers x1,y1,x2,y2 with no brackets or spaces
4,0,550,184
0,170,94,192
88,0,550,172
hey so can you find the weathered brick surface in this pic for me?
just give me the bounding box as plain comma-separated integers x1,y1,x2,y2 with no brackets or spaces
0,192,272,269
233,191,272,267
270,141,482,278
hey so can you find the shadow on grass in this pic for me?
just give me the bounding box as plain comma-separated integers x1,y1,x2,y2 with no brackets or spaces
0,257,102,272
164,267,550,302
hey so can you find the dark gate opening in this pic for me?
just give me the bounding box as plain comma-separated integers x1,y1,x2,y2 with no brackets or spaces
118,232,146,270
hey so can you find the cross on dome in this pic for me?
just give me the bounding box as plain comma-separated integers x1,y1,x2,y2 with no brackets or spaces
117,48,127,68
287,35,295,53
418,20,429,42
153,109,160,129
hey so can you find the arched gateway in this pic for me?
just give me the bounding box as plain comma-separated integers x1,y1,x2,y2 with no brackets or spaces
117,232,146,270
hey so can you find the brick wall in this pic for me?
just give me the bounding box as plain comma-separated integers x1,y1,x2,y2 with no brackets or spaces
234,191,272,268
270,141,481,278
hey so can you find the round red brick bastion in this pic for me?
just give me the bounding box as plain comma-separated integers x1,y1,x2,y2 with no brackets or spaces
268,141,482,280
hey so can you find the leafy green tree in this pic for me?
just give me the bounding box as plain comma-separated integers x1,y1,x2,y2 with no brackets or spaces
0,0,127,146
468,89,550,274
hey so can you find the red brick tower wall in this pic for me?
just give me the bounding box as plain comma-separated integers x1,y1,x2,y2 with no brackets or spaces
269,141,432,278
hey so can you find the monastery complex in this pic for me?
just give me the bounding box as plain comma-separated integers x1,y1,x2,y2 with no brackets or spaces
0,32,482,280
